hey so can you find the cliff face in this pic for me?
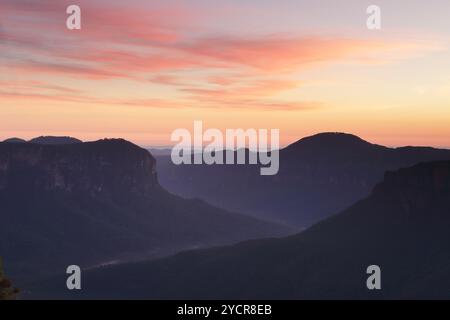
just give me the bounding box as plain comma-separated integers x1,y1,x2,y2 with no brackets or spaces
373,161,450,218
0,139,158,198
0,139,290,283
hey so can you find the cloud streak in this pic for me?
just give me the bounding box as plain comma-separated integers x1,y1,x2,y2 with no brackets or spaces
0,0,444,111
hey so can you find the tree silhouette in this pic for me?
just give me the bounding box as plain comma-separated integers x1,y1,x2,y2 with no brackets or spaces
0,257,19,300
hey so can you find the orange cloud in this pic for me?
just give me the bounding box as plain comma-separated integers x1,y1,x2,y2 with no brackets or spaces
181,37,375,72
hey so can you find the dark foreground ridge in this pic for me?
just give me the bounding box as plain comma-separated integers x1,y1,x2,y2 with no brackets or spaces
32,160,450,299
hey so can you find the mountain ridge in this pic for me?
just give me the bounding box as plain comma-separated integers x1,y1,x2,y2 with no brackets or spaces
28,136,82,145
155,132,450,227
0,139,291,283
32,160,450,299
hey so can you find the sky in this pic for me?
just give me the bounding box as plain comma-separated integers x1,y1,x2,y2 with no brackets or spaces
1,0,449,148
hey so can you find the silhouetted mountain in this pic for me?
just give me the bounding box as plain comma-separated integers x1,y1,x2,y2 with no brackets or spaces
29,136,82,145
2,138,26,144
156,132,450,227
147,148,173,156
0,139,290,283
35,161,450,299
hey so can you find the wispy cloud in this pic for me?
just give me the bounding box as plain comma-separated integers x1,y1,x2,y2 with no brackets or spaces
0,0,445,111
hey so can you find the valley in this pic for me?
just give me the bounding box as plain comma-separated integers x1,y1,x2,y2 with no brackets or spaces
29,160,450,299
156,132,450,227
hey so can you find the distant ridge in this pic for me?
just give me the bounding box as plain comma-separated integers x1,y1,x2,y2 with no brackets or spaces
288,132,381,147
156,132,450,227
28,136,82,145
2,138,27,144
284,132,387,154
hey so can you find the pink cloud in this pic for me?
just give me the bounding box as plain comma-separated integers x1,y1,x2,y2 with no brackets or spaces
0,89,188,109
10,60,125,80
1,1,443,111
0,80,82,94
182,79,300,99
179,36,430,73
0,0,191,44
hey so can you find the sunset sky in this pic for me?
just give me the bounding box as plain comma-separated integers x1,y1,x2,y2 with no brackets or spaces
1,0,449,147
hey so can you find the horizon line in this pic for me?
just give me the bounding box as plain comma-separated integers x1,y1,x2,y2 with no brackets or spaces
2,133,449,151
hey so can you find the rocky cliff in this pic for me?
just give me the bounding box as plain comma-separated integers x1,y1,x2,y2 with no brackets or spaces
0,139,158,197
0,139,291,283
